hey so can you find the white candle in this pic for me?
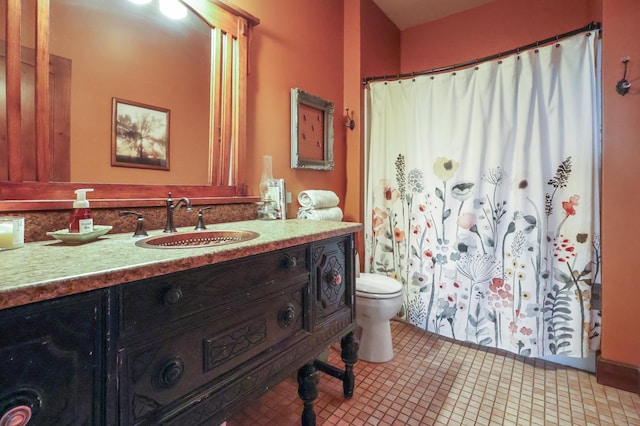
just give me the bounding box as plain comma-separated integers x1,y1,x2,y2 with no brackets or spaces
0,222,14,249
0,217,24,250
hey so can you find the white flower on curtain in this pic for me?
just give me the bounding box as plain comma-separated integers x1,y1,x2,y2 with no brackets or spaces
364,31,601,358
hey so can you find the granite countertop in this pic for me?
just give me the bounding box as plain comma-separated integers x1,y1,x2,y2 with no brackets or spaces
0,219,362,311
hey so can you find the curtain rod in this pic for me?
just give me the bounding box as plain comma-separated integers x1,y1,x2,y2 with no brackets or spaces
362,21,601,85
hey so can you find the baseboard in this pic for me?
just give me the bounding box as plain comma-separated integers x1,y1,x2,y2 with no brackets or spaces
597,353,640,395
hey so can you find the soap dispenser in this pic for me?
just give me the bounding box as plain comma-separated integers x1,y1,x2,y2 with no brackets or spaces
69,188,94,233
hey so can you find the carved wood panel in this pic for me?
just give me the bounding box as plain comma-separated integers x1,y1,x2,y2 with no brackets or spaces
312,236,353,326
0,291,104,425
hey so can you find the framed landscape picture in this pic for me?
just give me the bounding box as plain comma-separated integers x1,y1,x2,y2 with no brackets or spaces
111,98,170,170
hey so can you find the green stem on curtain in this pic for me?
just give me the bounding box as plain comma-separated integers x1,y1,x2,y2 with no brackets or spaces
465,280,476,333
493,311,502,348
429,212,440,247
555,214,569,238
527,197,543,348
425,274,436,332
566,262,586,358
455,201,465,243
471,226,486,254
441,181,448,244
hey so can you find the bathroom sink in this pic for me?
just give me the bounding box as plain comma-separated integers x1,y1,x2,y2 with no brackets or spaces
135,230,260,249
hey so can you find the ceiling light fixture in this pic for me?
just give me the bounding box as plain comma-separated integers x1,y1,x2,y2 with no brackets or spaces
159,0,188,20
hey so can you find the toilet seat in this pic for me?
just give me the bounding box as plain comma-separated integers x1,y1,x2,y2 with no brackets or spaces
356,273,403,300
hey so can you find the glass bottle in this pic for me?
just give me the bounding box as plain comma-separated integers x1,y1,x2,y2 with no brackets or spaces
258,155,276,219
259,155,273,202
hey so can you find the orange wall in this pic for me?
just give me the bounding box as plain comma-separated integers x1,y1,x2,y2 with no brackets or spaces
401,0,594,73
360,0,401,79
343,0,362,224
241,0,346,218
345,0,401,252
601,0,640,367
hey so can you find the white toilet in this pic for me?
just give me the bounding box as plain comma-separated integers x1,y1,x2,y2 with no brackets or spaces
356,272,404,363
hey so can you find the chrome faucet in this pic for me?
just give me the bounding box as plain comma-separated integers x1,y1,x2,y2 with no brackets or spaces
164,192,193,233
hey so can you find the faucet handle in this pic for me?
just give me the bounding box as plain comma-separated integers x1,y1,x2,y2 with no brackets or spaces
195,206,214,230
119,211,149,237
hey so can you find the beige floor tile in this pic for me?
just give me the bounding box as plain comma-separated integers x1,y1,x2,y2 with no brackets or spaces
228,320,640,426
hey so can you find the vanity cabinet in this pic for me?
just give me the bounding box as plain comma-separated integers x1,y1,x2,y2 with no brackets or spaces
0,231,357,426
0,291,106,425
114,233,356,425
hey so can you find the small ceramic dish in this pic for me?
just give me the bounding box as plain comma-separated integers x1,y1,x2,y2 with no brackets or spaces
47,225,113,244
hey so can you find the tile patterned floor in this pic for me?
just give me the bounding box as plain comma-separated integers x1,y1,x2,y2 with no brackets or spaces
227,319,640,426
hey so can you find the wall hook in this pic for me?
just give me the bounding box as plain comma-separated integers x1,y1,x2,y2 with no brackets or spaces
616,57,631,96
345,107,355,130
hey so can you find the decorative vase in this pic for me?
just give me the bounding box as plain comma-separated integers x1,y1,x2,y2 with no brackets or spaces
258,155,277,220
259,155,273,202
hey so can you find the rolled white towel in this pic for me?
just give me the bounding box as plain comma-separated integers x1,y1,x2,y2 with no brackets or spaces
297,190,340,209
297,207,344,221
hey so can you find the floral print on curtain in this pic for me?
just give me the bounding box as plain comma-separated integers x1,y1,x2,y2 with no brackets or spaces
369,155,600,357
364,31,601,358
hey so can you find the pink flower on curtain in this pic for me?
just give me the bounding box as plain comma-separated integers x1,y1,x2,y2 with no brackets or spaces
457,212,477,230
394,227,405,243
553,237,577,262
378,179,400,207
372,207,388,236
562,194,580,216
520,327,533,336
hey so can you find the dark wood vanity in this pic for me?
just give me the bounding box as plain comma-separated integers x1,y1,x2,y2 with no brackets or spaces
0,220,360,425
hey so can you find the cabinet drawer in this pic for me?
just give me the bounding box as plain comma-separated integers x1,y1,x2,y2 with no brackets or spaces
119,245,308,338
118,281,308,425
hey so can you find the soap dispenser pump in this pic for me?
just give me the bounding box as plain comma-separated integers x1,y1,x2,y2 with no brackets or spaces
69,188,94,233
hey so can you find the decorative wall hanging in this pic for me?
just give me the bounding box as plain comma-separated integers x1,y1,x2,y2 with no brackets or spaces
111,98,170,170
290,88,334,171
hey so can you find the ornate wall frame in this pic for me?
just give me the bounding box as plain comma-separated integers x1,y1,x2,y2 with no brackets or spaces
290,88,334,171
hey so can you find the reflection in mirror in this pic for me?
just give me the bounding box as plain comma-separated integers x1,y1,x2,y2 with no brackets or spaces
49,0,212,185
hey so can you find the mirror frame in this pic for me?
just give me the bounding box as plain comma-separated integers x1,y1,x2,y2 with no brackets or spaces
290,88,335,171
0,0,260,211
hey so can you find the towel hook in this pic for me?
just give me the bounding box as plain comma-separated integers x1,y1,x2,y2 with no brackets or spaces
345,107,355,130
616,57,631,96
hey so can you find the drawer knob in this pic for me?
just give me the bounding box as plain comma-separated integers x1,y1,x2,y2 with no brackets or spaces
326,270,342,286
278,304,296,328
0,406,32,426
283,255,298,270
153,357,184,389
163,288,183,306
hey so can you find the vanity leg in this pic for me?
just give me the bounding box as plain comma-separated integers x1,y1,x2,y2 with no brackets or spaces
297,363,318,426
340,331,359,399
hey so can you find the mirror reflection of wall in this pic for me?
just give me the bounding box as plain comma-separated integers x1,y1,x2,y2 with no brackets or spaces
49,0,212,185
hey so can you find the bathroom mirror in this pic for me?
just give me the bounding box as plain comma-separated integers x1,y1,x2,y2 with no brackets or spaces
0,0,259,210
50,0,211,185
290,88,335,171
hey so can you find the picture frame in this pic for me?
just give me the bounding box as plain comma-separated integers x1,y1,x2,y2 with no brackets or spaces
290,88,334,171
111,98,170,170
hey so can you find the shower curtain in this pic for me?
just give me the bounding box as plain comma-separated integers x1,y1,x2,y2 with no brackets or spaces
364,31,601,358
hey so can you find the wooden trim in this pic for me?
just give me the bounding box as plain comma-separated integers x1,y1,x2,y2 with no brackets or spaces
183,0,260,31
36,0,51,182
6,0,22,182
597,354,640,395
235,17,248,187
0,181,258,211
0,196,259,212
